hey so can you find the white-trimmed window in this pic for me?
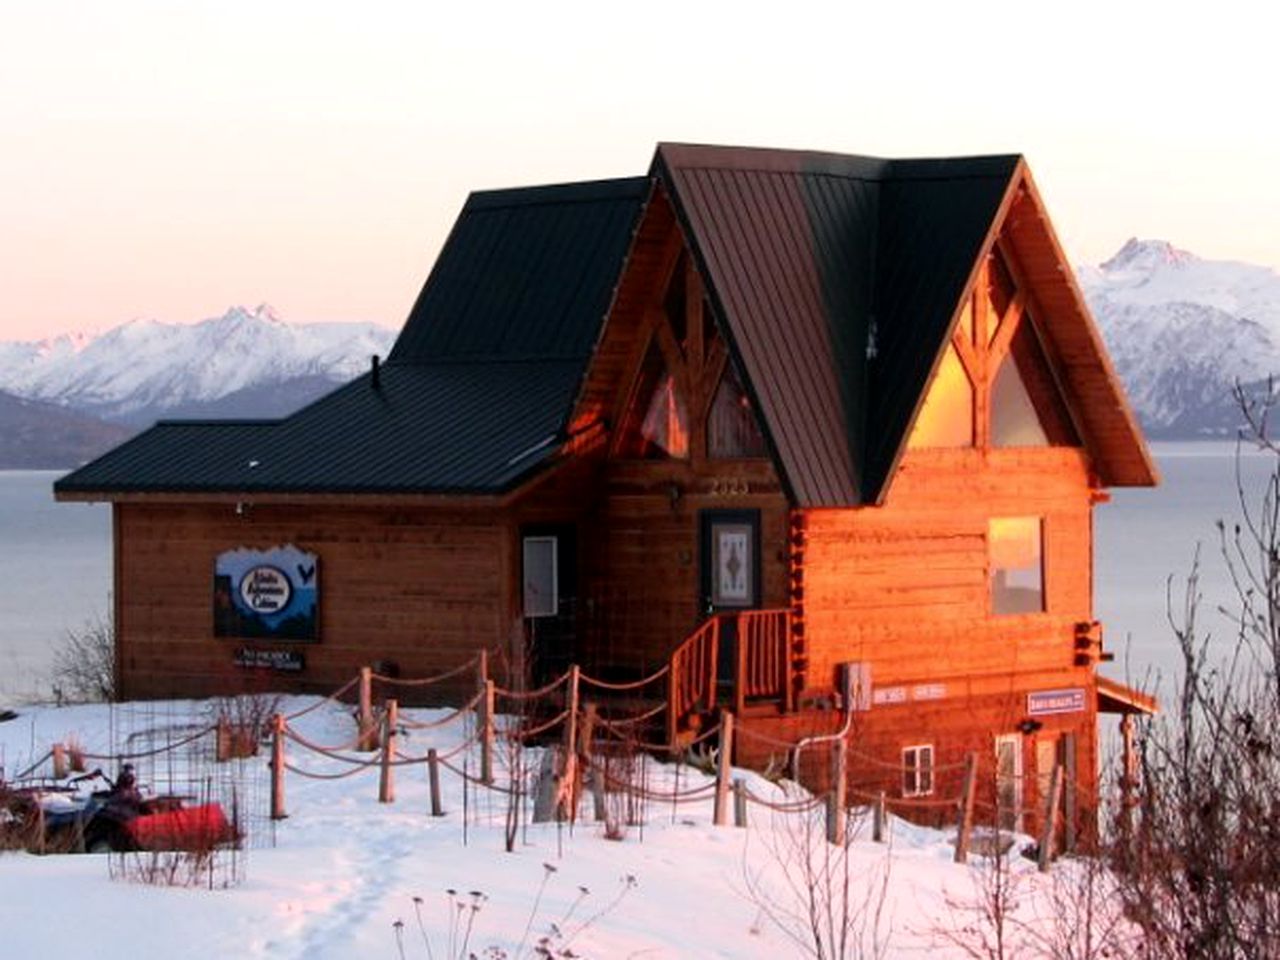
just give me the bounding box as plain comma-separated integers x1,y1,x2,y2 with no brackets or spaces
902,744,935,797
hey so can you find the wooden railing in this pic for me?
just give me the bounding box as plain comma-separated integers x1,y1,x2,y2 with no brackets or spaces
667,616,720,746
734,609,793,716
666,608,793,745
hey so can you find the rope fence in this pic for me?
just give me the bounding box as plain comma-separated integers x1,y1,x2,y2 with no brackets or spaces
8,652,1085,872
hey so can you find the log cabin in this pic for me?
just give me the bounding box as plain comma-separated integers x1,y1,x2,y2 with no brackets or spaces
56,143,1158,834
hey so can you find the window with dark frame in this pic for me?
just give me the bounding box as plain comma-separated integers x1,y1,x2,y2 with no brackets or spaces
522,535,558,618
902,744,935,797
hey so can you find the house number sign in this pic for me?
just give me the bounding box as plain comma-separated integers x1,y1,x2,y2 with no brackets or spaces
709,477,750,497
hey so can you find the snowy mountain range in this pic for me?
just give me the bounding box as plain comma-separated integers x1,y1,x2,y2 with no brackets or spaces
4,243,1280,468
0,304,396,426
1080,239,1280,437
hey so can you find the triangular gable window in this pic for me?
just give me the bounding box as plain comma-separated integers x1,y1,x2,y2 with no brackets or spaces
907,342,974,449
992,318,1078,447
616,341,689,459
708,362,769,458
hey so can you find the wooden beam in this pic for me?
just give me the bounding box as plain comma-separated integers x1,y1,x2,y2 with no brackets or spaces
987,292,1026,371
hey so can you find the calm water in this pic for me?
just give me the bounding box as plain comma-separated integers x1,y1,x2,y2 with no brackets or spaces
0,446,1272,702
0,471,111,700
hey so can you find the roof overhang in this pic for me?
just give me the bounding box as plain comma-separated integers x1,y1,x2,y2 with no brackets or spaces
1097,675,1158,715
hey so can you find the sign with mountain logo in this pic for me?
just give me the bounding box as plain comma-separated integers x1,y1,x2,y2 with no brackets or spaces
214,544,319,641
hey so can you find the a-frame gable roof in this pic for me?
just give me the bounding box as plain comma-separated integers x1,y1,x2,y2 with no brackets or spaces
654,143,1021,504
56,145,1154,502
994,167,1158,488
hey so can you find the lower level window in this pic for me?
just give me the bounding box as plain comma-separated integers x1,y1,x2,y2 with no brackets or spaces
903,744,935,797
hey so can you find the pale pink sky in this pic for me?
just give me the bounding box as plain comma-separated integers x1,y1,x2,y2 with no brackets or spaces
2,1,1276,341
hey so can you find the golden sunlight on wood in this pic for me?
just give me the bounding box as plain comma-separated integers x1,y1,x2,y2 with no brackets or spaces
907,342,974,448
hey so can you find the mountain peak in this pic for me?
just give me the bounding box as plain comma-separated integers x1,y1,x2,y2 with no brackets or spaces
1101,237,1194,273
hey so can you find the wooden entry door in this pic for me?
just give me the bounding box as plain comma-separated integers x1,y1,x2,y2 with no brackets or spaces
520,524,577,686
699,510,761,692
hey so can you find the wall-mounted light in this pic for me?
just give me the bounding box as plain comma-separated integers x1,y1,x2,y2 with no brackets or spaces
1018,718,1043,735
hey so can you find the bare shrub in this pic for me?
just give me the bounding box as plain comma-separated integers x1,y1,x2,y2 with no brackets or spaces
744,791,889,960
51,613,114,703
938,825,1028,960
1105,383,1280,959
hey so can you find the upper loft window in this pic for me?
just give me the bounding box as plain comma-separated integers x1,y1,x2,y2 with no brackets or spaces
907,342,974,449
664,252,689,352
708,362,769,458
616,341,689,459
992,317,1078,448
990,516,1044,615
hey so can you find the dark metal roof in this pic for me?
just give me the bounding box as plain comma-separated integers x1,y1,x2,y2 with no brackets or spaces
655,143,1018,505
58,177,650,496
391,178,651,363
57,147,1150,504
56,362,585,495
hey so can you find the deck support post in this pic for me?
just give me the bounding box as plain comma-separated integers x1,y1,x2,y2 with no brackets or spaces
714,712,735,826
954,752,977,864
270,712,287,820
379,699,398,804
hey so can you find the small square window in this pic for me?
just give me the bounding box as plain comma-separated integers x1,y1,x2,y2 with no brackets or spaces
903,744,935,797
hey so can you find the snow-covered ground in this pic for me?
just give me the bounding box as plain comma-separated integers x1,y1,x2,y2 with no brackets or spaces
0,696,1123,959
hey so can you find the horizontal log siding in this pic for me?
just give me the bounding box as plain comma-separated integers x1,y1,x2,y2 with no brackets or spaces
115,502,505,702
800,447,1094,693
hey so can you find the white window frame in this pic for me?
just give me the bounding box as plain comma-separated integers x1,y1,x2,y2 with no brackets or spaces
902,743,935,797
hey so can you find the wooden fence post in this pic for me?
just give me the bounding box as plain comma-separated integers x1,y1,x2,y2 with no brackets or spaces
215,717,230,763
564,666,581,760
873,790,887,843
827,739,848,845
270,713,287,820
666,665,679,757
379,699,398,804
477,647,489,692
579,702,597,763
714,712,735,826
358,666,376,751
591,762,608,822
733,778,748,828
427,748,444,817
1038,763,1063,873
1063,736,1078,854
479,679,495,785
51,743,67,780
954,751,977,864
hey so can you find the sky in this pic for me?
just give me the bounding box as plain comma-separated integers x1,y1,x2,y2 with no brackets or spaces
2,0,1277,340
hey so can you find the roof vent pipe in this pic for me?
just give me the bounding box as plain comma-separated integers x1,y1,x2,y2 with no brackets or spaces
371,354,381,390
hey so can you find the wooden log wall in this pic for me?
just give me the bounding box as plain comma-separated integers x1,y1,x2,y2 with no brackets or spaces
114,501,508,702
799,446,1094,692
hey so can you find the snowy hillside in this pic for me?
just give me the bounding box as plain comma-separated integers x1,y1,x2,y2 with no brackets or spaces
0,697,1129,959
0,305,396,425
1081,240,1280,437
